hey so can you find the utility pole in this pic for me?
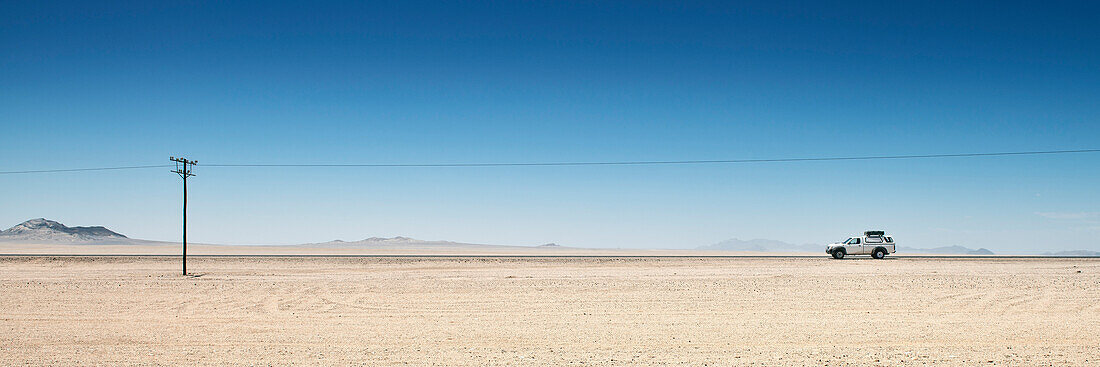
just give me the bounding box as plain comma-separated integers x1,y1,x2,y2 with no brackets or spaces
170,157,197,276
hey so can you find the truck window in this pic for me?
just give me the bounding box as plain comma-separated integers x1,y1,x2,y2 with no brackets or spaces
852,238,860,245
885,236,893,243
866,237,883,244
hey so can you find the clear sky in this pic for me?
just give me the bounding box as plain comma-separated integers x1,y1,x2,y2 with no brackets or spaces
2,1,1098,253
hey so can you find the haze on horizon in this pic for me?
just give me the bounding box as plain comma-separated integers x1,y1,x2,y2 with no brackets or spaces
2,1,1098,254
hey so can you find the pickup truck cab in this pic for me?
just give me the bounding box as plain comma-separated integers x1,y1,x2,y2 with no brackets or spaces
826,231,895,259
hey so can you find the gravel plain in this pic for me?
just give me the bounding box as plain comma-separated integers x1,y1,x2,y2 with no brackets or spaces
1,256,1097,366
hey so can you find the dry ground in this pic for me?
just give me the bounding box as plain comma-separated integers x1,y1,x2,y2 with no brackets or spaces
1,256,1097,366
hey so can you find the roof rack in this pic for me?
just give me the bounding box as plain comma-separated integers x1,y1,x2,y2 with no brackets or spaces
864,230,885,236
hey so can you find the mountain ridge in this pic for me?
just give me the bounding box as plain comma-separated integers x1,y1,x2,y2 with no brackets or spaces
1041,250,1100,256
0,218,129,243
299,236,546,249
697,238,822,252
5,218,1088,256
701,238,998,255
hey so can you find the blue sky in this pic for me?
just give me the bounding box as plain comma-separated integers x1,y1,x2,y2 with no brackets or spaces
2,1,1098,253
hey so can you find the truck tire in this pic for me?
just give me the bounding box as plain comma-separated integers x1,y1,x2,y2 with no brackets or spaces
832,249,845,259
872,248,887,259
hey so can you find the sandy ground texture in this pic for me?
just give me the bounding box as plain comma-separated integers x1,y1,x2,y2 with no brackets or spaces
1,256,1097,366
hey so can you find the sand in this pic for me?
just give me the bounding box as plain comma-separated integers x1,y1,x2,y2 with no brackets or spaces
1,256,1097,366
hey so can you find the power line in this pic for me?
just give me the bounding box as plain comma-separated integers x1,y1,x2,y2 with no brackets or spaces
0,165,174,175
170,157,197,276
202,148,1100,167
1,149,1098,174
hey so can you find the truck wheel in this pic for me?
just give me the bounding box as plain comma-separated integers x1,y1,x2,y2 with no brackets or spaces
832,249,845,259
872,248,886,259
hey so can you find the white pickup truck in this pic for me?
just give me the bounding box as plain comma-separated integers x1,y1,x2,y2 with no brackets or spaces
826,231,895,259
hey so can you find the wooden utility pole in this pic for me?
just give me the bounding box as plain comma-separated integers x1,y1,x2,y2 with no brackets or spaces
170,157,197,275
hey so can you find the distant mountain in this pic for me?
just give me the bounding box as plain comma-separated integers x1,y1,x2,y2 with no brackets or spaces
1041,250,1100,256
299,237,579,251
301,236,520,249
898,245,995,255
700,239,998,255
698,238,823,252
0,218,129,243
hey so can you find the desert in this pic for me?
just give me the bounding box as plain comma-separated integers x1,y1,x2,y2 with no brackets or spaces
6,1,1100,365
2,255,1097,366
